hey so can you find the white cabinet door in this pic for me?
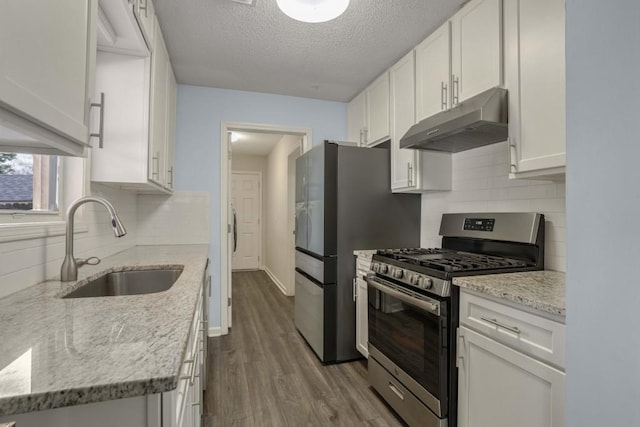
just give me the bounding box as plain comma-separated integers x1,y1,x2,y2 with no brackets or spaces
149,16,169,185
355,277,369,358
506,0,565,177
415,22,451,122
451,0,503,105
365,73,390,146
0,0,94,154
164,63,177,190
458,326,565,427
390,51,418,191
390,51,452,193
91,52,151,184
347,91,366,145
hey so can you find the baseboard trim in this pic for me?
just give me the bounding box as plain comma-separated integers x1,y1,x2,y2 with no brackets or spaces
208,326,226,337
264,267,290,296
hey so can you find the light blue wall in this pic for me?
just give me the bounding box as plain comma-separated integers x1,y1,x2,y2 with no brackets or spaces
566,1,640,425
174,85,347,328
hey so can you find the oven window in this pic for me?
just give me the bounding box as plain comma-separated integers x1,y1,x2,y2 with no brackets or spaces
368,285,446,400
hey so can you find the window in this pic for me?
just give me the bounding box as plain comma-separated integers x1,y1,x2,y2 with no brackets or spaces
0,153,59,213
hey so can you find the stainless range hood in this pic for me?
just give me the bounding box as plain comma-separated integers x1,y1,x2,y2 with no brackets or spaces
400,87,508,153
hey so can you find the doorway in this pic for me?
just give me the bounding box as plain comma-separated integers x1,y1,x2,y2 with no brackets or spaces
220,122,312,335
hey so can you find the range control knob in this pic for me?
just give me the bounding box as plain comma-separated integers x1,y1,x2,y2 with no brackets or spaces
379,264,389,274
419,277,434,289
408,274,419,286
371,262,380,273
392,268,403,279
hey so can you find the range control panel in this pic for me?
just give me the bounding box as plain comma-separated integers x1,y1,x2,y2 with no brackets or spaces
464,218,495,232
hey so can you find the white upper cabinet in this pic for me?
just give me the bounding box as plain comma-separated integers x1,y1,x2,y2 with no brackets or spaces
506,0,566,179
390,51,451,193
347,73,390,147
415,22,452,122
91,5,176,194
416,0,502,121
451,0,503,105
364,73,390,146
0,0,97,156
347,91,366,145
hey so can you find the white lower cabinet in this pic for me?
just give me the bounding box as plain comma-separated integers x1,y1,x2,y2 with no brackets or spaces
355,276,368,358
457,290,565,427
354,253,372,358
457,326,565,427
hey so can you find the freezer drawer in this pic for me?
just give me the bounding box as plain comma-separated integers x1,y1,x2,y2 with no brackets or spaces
295,250,336,284
295,271,325,358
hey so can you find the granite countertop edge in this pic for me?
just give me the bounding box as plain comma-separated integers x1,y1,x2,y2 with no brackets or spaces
0,244,209,417
452,270,566,317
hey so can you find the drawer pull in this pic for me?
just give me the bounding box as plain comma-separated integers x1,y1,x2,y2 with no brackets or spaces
480,317,521,335
388,382,405,401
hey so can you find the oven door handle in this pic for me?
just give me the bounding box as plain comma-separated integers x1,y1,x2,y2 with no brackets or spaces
366,277,440,316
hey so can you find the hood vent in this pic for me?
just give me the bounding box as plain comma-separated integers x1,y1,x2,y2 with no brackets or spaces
400,87,508,153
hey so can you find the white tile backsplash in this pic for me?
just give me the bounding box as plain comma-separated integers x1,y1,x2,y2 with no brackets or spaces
137,191,210,245
421,141,566,272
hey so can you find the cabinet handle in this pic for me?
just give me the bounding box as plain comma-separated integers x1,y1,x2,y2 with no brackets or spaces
388,382,405,401
90,92,105,149
480,316,521,335
407,162,413,187
363,128,368,145
352,278,357,302
152,152,160,179
441,82,448,110
168,166,174,187
138,0,148,17
452,75,460,106
456,328,464,368
509,139,518,173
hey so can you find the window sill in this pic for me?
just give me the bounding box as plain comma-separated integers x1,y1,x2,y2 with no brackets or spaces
0,221,89,243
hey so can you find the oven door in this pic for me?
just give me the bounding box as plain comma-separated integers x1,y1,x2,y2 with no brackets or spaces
366,276,449,418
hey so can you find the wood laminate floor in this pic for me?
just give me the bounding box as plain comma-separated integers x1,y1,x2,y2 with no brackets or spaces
204,270,406,427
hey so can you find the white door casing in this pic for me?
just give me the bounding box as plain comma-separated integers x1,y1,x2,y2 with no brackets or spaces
231,172,262,271
220,122,312,336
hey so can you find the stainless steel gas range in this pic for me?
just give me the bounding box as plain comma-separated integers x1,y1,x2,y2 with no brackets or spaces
365,212,545,427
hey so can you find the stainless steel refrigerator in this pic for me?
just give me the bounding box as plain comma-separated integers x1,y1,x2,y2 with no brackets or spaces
294,141,421,363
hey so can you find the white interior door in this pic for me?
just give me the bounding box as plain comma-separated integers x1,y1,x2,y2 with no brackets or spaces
231,172,262,271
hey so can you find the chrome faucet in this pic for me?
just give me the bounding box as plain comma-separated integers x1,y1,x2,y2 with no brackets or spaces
60,196,127,281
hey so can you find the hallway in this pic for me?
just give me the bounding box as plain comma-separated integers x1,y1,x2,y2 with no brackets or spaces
204,271,405,426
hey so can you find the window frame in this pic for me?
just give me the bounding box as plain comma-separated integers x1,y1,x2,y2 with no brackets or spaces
0,155,88,239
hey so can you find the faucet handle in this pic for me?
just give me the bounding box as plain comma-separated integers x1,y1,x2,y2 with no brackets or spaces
76,256,101,267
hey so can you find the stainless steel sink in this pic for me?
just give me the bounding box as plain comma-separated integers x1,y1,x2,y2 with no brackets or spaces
62,268,183,298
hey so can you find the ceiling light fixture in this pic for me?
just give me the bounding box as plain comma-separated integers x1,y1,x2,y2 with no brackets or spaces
276,0,349,23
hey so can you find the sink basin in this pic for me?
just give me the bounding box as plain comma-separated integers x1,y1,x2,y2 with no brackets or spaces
62,268,183,298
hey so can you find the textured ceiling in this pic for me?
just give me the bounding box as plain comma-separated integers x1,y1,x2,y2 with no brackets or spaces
152,0,467,102
230,131,285,156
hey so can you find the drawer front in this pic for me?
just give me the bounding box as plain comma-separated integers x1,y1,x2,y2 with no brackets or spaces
459,290,565,370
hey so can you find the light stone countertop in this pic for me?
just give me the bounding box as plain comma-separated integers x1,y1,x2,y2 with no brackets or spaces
353,249,377,257
0,245,209,416
453,270,565,317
